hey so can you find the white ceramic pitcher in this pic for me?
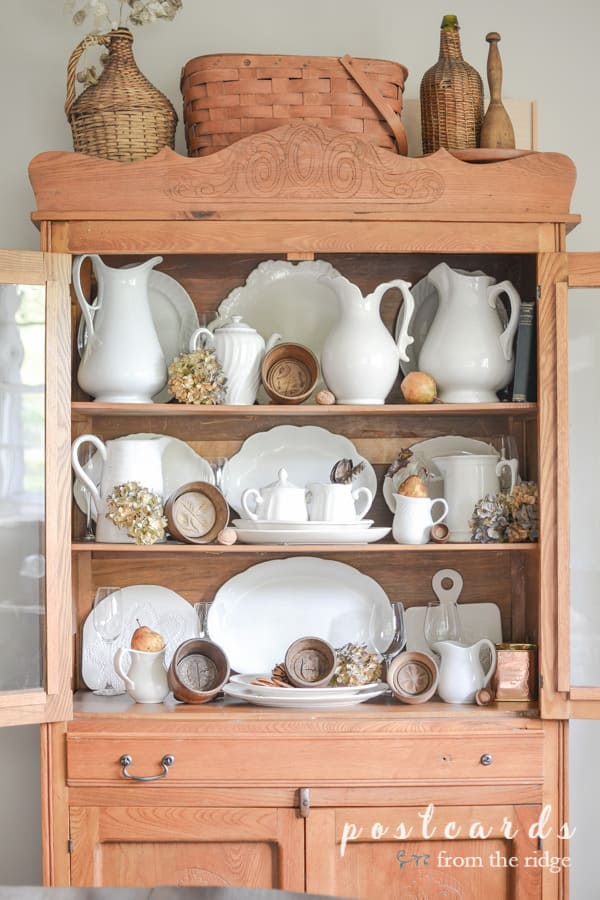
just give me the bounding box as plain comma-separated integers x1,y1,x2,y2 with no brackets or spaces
433,639,497,704
113,646,169,704
433,453,518,542
71,434,165,542
418,263,521,403
190,315,281,405
318,274,415,404
74,255,167,403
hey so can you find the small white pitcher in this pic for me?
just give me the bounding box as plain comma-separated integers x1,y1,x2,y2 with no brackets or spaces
306,482,372,522
433,639,497,704
71,433,164,542
392,494,449,544
114,646,170,704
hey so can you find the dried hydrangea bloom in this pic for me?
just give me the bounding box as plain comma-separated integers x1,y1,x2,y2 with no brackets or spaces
168,348,227,405
330,643,383,687
470,481,538,544
106,481,167,545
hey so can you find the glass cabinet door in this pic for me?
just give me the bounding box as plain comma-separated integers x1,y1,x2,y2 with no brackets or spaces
0,251,72,727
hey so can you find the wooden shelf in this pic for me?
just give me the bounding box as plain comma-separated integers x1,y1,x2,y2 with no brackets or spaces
72,540,539,554
72,401,537,418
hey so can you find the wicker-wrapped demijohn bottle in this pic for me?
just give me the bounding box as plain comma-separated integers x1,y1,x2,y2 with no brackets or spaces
420,14,483,154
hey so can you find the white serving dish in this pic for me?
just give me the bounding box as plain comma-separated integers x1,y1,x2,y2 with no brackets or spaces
217,259,341,398
225,425,376,518
78,269,199,403
230,674,384,698
232,518,375,531
233,525,390,545
223,681,387,708
81,584,199,691
383,435,497,513
207,557,394,674
73,432,214,519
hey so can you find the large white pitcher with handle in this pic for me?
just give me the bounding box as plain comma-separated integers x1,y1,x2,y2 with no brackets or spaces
318,273,415,404
71,433,165,543
74,254,167,403
434,639,497,704
418,263,521,403
433,453,518,542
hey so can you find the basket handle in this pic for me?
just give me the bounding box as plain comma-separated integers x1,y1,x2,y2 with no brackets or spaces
65,32,111,119
339,54,408,156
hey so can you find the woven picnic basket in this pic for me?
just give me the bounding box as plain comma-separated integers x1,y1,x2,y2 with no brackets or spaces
65,28,177,162
180,53,409,157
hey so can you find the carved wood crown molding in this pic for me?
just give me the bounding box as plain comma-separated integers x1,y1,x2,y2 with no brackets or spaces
29,123,577,221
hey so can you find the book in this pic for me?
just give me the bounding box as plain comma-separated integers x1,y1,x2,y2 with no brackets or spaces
511,300,537,402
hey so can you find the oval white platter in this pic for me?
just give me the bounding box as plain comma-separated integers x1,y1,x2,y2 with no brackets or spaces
73,433,214,519
81,584,199,691
217,259,341,398
224,425,377,518
382,435,496,513
231,519,375,531
207,557,394,674
77,269,199,403
223,681,387,709
230,673,384,698
233,525,391,545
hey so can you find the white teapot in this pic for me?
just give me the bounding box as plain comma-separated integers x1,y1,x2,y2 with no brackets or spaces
241,467,308,522
189,316,281,405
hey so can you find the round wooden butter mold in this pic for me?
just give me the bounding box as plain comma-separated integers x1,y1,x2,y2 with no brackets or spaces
386,651,439,704
164,481,229,544
284,637,337,687
168,638,230,703
261,343,319,404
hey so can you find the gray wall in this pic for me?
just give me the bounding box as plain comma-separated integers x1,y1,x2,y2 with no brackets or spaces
0,0,599,894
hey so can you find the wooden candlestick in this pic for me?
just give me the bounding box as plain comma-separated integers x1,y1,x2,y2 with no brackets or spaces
480,32,516,149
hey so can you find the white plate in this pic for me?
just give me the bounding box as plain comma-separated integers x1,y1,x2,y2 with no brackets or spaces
405,603,503,655
81,584,199,691
233,526,390,545
395,269,507,377
232,518,375,531
225,425,377,518
207,557,394,674
383,435,497,513
218,259,341,398
223,681,387,708
78,269,199,403
73,433,214,519
230,674,384,698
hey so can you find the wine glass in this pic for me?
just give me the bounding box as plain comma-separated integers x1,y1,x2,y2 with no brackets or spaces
207,457,228,492
92,587,125,696
194,601,212,639
491,435,520,491
423,600,463,660
79,443,96,541
371,602,406,677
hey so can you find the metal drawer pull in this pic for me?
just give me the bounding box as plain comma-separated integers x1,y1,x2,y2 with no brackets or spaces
119,754,175,781
480,753,493,766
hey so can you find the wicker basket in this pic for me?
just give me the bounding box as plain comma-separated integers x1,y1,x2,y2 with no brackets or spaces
180,53,408,157
65,28,177,162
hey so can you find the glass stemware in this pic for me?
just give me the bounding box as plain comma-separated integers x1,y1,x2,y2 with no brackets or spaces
79,443,96,541
371,601,406,678
194,601,212,639
491,434,520,491
92,587,125,696
208,457,228,492
423,599,463,660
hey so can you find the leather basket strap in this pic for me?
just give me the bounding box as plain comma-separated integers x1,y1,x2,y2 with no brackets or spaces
339,54,408,155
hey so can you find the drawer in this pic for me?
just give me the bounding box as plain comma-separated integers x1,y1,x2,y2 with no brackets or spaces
66,730,544,786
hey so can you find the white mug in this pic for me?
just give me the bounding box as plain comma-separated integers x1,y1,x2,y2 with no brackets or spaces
305,482,372,522
392,494,449,544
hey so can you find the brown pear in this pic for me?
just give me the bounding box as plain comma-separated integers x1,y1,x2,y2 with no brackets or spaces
398,475,429,498
400,371,438,404
131,624,165,653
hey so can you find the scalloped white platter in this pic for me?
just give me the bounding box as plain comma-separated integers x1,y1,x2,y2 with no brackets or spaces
224,425,377,518
81,584,199,692
233,525,390,545
77,269,199,403
207,557,394,674
230,674,384,698
223,681,387,708
73,433,214,519
218,258,340,400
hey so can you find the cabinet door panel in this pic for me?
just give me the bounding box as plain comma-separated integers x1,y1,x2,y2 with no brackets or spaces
70,806,304,890
306,805,543,900
0,250,72,727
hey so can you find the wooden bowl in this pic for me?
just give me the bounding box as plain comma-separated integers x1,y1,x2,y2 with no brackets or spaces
284,636,336,687
167,638,230,704
164,481,229,544
386,651,438,704
261,342,319,404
